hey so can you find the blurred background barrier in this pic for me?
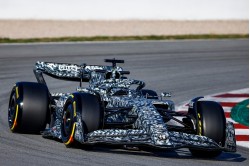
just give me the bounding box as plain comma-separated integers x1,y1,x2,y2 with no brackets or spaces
0,20,248,39
0,0,248,20
0,0,248,39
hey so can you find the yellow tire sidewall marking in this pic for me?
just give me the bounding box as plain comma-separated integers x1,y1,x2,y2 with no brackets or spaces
65,100,77,145
73,101,76,117
197,113,202,136
10,104,19,131
65,123,76,145
15,86,19,99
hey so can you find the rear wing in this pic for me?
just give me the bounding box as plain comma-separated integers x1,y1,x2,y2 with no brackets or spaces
34,62,85,84
33,61,125,85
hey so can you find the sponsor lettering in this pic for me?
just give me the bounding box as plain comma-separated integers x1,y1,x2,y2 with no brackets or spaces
59,65,77,71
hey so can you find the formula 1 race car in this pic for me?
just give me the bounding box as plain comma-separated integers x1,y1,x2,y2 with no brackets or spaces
8,59,236,158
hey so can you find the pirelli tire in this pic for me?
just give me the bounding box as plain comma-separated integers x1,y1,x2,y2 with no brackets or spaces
189,101,226,158
61,93,103,147
8,82,49,133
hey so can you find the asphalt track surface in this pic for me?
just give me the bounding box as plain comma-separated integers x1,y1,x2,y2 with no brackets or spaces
0,39,248,166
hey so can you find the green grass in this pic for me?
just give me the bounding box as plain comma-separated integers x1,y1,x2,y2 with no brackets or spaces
0,34,248,43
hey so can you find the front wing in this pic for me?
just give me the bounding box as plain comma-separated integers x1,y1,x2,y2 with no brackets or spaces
76,121,236,152
42,94,236,152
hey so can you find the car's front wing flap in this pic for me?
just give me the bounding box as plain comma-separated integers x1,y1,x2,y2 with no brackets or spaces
82,121,236,152
42,94,236,152
78,96,236,152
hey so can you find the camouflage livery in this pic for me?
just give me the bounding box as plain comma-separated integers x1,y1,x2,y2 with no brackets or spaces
35,60,236,152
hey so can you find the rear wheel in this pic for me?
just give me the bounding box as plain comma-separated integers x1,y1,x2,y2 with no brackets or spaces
8,82,49,133
61,93,103,147
189,101,226,158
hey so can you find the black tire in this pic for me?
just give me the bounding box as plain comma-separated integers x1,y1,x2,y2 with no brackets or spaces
61,93,103,147
141,89,158,99
189,101,226,158
8,82,49,133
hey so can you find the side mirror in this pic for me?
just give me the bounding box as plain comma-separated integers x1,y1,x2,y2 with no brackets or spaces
161,92,171,97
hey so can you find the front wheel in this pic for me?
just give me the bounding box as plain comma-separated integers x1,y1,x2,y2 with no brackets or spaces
61,93,103,147
189,101,226,158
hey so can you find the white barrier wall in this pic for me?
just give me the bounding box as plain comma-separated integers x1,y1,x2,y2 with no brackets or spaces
0,0,248,20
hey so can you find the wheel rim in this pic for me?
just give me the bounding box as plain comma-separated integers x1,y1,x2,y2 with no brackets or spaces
62,104,74,137
8,93,16,128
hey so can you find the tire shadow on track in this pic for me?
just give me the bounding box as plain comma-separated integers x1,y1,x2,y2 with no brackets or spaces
74,144,247,162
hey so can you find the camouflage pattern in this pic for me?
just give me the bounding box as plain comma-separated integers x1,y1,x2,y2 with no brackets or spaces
38,61,236,151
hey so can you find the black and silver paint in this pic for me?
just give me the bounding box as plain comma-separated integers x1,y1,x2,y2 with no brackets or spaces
37,60,236,152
